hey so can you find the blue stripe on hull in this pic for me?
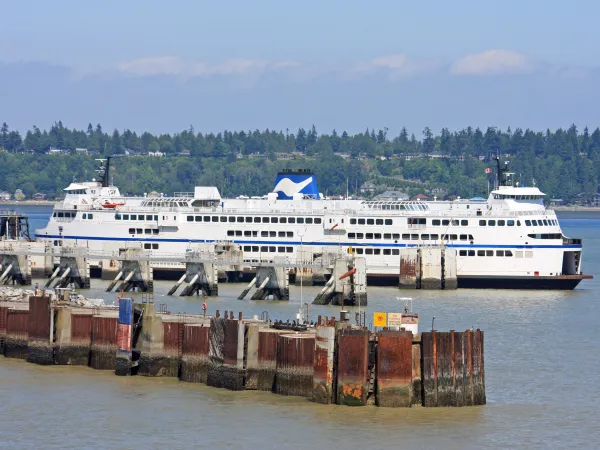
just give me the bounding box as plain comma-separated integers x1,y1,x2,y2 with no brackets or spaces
35,234,583,250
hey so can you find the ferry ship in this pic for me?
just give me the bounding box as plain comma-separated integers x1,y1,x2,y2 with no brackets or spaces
35,158,591,289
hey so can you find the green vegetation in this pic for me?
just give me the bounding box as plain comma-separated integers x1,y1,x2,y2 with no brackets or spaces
1,121,599,202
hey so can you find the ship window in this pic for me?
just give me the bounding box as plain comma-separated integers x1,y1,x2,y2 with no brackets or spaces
442,220,450,226
219,216,227,222
431,234,439,240
459,250,467,256
468,250,475,256
271,217,278,224
115,214,121,220
252,246,259,252
479,220,486,226
245,217,252,223
496,250,504,256
408,218,426,225
58,212,64,218
144,243,151,249
82,213,86,219
392,233,400,240
145,229,151,235
314,218,321,224
383,249,391,255
350,218,357,225
123,214,129,220
356,248,363,255
374,249,381,255
154,215,158,221
297,218,304,224
488,220,496,226
402,234,410,239
392,249,399,255
280,217,287,224
461,220,468,226
269,246,276,252
348,233,356,239
498,220,505,226
357,218,364,225
365,248,373,255
244,231,252,237
253,217,261,223
477,250,485,256
260,246,268,252
306,218,313,224
286,232,293,237
525,220,531,226
244,246,251,252
366,233,373,239
288,218,296,224
234,217,242,223
374,233,381,239
261,231,268,237
270,231,276,237
286,247,293,253
505,250,513,257
507,220,515,226
384,233,391,239
195,215,202,222
88,214,93,219
152,244,159,250
354,233,362,239
235,231,242,236
53,212,57,217
422,234,430,240
486,250,493,256
543,219,548,226
375,219,383,225
432,220,441,226
452,220,459,226
211,216,217,222
459,234,467,240
146,215,152,220
187,216,194,222
153,229,159,235
262,217,269,223
278,246,285,253
385,219,393,225
129,228,135,234
278,231,286,237
411,234,419,240
136,228,142,234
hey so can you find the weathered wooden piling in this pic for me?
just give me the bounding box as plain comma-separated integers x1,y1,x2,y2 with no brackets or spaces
276,333,315,398
336,328,369,406
26,295,54,365
90,313,118,370
4,307,29,359
375,330,414,407
180,322,210,383
313,324,335,404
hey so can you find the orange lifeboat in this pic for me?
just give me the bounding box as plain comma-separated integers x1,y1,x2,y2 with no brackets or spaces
102,201,125,209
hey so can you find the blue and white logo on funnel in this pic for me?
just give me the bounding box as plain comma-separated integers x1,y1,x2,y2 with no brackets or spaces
273,171,320,199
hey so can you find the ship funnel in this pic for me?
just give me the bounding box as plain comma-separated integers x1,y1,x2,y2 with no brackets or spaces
272,169,320,199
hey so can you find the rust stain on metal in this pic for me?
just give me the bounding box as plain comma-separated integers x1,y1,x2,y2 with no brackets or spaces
71,313,93,346
6,309,29,338
400,256,417,277
91,316,118,346
182,324,209,356
222,319,239,367
28,296,50,341
256,328,282,391
276,334,315,398
163,321,184,356
313,326,335,404
376,330,413,407
336,328,369,406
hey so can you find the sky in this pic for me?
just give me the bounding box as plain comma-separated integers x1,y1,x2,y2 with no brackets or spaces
1,0,600,136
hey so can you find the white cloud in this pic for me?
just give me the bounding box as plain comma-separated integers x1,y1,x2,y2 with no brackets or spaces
345,53,441,80
117,56,184,76
450,49,535,76
371,54,408,69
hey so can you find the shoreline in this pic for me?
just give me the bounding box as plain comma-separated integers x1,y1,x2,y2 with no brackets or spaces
0,201,56,206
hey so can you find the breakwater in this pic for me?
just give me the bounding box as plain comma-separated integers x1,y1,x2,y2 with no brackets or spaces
0,293,485,407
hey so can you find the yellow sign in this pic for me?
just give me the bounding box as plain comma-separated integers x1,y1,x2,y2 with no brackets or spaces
373,312,387,327
387,313,403,327
348,246,353,254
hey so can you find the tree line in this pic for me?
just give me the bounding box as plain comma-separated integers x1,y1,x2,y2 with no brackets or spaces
1,121,599,202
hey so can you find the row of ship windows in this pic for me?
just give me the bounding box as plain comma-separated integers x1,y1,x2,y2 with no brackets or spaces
143,243,160,250
187,215,322,224
129,228,159,235
459,249,534,258
243,246,294,253
116,214,159,221
348,232,475,241
350,218,394,225
227,230,294,238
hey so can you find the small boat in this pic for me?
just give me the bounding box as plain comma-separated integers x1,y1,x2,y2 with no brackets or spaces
101,201,124,209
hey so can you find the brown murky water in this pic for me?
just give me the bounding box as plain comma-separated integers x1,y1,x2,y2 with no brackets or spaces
1,212,599,448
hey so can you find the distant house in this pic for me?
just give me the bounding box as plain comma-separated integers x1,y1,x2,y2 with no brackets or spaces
412,194,430,201
148,151,164,157
47,147,67,155
373,190,409,201
32,193,48,201
0,191,11,201
178,149,191,157
75,148,88,155
549,198,565,207
360,182,377,194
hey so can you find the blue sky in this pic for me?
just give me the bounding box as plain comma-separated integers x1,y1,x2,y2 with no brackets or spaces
1,0,599,135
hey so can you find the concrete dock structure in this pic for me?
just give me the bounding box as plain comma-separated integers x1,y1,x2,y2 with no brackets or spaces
0,293,486,409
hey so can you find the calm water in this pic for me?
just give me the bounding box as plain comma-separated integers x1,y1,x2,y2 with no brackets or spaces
1,206,599,449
